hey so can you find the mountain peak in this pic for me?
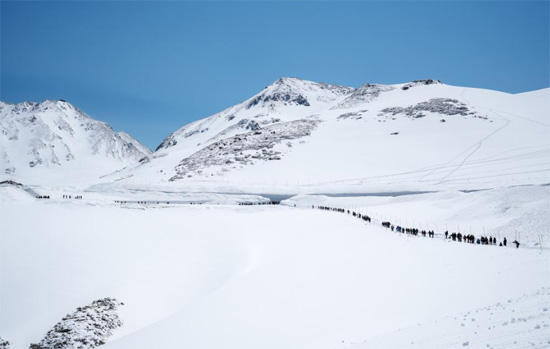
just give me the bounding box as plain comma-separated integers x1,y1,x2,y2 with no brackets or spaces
401,79,442,90
274,76,302,84
0,99,83,118
247,77,354,110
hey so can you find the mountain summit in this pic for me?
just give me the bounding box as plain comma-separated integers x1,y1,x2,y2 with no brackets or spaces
246,77,354,110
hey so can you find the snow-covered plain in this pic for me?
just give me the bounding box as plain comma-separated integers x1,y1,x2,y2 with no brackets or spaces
1,187,549,349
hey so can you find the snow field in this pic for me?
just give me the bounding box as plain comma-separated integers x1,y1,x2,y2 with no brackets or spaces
1,197,548,348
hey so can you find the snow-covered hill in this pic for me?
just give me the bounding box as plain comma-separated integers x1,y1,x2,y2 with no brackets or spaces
0,100,151,185
106,78,550,193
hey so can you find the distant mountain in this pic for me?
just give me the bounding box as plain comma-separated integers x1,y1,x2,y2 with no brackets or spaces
0,100,151,184
107,77,549,192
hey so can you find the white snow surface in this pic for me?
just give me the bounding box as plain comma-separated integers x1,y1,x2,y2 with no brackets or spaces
0,100,150,185
1,194,548,349
286,184,550,247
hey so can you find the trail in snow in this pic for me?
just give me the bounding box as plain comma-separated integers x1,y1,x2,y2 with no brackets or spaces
437,109,511,184
419,89,510,184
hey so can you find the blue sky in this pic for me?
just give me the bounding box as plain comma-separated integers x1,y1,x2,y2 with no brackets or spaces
1,1,549,150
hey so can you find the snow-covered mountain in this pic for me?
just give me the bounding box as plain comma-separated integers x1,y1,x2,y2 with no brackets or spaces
106,77,550,193
117,131,152,158
0,100,151,184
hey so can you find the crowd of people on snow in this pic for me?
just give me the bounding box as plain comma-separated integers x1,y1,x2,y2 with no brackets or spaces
239,201,280,206
112,200,282,206
34,194,83,199
62,195,82,199
136,201,171,204
312,205,521,248
443,231,518,247
316,205,372,222
114,201,210,205
388,224,436,238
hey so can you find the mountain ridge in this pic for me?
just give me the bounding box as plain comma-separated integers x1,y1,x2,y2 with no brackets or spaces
0,99,151,184
2,78,548,190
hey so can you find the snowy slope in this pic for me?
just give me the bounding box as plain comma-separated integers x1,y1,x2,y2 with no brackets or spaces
105,79,550,193
0,100,150,185
1,199,548,349
350,287,550,349
116,131,152,157
287,184,550,247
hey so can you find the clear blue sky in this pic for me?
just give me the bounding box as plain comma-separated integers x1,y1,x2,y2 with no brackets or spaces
1,1,549,150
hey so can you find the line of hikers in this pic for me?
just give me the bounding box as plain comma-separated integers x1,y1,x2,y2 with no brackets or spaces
313,205,520,248
62,195,82,199
443,231,519,248
113,200,281,206
36,195,50,199
316,205,372,222
136,201,170,204
116,200,170,204
387,224,435,238
239,201,281,206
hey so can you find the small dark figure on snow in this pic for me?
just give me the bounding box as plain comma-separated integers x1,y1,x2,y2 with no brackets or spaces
513,240,520,248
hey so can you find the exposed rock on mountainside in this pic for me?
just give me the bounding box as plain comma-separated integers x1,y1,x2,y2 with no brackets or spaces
379,98,480,119
117,131,152,157
332,84,395,109
401,79,442,90
337,110,368,120
170,118,320,180
0,337,10,349
29,298,123,349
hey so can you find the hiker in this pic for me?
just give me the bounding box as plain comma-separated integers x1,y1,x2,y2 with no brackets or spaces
513,240,520,248
445,231,448,239
503,237,507,247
